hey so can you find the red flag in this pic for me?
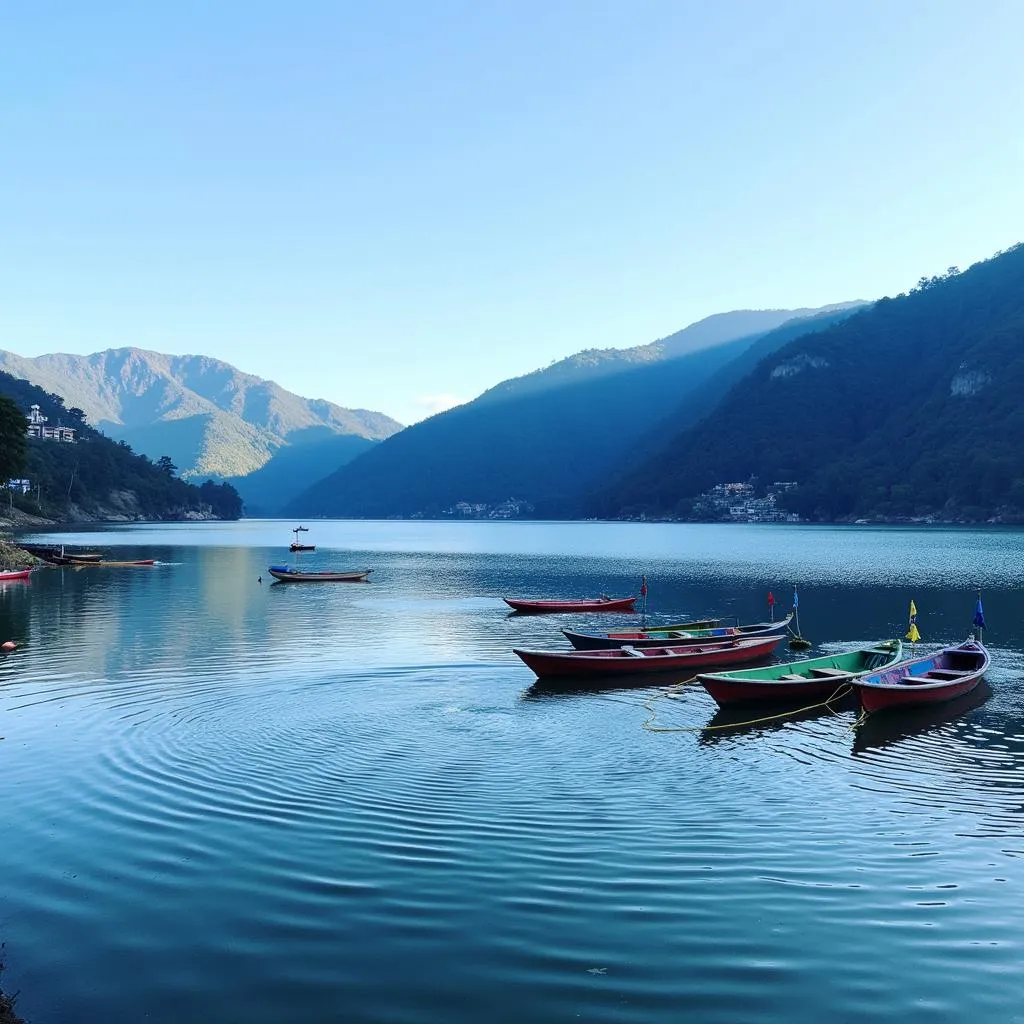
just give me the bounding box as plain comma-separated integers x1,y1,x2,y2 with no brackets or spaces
640,576,648,597
767,591,774,606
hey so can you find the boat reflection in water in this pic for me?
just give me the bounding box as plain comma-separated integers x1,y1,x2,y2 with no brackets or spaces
851,680,993,754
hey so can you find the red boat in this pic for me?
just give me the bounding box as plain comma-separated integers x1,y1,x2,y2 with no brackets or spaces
0,569,32,582
852,639,990,714
504,596,636,614
513,634,783,678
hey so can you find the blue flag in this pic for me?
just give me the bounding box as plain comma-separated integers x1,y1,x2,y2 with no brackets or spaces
973,595,986,629
792,587,799,609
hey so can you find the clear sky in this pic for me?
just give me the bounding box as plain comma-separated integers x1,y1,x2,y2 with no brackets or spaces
2,1,1022,426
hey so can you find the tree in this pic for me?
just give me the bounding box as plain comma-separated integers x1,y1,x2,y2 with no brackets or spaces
0,395,28,482
156,455,177,477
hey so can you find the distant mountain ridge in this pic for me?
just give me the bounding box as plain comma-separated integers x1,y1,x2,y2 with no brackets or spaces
286,304,864,518
0,347,403,511
590,244,1024,522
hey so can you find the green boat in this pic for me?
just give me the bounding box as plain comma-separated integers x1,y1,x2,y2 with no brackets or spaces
697,639,903,707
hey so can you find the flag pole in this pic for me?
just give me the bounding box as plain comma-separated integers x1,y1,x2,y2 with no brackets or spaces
973,589,985,643
767,590,775,622
640,574,648,627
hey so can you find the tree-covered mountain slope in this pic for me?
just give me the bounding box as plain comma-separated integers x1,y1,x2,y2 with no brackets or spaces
593,244,1024,522
0,349,401,503
285,305,857,518
0,371,242,520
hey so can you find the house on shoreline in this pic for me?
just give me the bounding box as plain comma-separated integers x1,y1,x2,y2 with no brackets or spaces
26,404,76,443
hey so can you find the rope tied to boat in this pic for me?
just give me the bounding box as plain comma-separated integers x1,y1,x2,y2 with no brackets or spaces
641,682,854,734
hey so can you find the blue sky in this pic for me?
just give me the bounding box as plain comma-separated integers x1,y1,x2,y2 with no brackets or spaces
2,1,1022,426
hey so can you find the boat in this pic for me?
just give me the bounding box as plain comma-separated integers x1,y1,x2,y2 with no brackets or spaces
289,526,315,552
503,596,636,614
851,639,990,714
512,634,783,678
21,544,103,565
268,565,372,583
0,569,32,581
68,558,156,567
563,612,794,650
696,639,903,707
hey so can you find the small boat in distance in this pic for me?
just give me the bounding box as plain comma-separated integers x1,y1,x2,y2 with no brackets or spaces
68,558,156,567
268,565,372,583
696,639,903,707
513,634,783,678
21,544,103,565
0,568,32,581
564,612,794,650
851,639,990,714
504,596,637,614
290,526,316,552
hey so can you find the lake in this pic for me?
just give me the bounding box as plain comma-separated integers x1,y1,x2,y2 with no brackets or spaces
1,520,1023,1023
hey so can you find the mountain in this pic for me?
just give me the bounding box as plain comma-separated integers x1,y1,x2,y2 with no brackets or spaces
0,348,403,512
286,305,862,518
0,371,242,521
593,244,1024,522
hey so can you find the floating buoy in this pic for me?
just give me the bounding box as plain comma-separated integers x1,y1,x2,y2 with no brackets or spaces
1,640,17,652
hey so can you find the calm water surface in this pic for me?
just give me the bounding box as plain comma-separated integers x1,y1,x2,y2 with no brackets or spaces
2,521,1024,1023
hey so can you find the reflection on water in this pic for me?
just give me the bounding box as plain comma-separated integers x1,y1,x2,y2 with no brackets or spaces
1,521,1024,1023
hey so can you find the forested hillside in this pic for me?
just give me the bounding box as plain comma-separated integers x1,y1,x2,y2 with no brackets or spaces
0,372,242,521
593,244,1024,522
0,348,401,511
286,306,859,518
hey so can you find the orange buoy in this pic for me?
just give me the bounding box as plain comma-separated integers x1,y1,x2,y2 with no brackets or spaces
1,641,16,652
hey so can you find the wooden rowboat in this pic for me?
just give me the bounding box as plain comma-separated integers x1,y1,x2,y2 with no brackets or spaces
268,566,372,583
564,612,794,650
0,569,32,581
696,639,903,707
504,596,636,614
68,558,156,567
851,639,990,714
513,634,783,679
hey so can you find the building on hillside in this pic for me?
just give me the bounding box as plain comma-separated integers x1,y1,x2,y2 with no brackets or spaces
5,479,30,494
26,404,76,443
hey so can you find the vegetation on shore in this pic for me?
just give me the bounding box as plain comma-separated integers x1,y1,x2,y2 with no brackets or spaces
0,372,242,522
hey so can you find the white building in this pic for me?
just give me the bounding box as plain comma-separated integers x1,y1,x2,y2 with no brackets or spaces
26,404,76,443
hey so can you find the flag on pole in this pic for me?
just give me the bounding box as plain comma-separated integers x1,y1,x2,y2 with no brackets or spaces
767,591,774,606
906,600,921,643
792,588,799,609
640,576,648,597
973,594,985,629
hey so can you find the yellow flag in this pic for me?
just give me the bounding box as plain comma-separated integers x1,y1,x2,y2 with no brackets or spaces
906,599,920,643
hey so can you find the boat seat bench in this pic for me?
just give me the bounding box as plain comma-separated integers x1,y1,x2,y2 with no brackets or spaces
808,667,849,678
778,674,807,681
925,668,972,679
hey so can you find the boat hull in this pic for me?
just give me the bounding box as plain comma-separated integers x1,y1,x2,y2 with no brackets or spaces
504,597,636,614
564,614,793,650
268,568,372,583
0,569,32,581
513,635,782,679
853,640,989,713
697,641,903,707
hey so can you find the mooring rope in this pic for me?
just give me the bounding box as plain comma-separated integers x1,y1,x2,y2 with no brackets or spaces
641,682,855,734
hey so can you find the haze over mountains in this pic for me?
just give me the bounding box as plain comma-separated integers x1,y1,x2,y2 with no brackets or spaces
285,304,865,518
7,243,1023,525
0,348,402,514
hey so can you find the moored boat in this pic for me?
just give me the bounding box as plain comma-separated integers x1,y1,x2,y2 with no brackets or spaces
68,558,156,567
563,612,794,650
268,565,372,583
696,639,903,707
0,568,32,581
851,639,990,714
289,526,316,552
504,596,636,614
513,634,783,678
